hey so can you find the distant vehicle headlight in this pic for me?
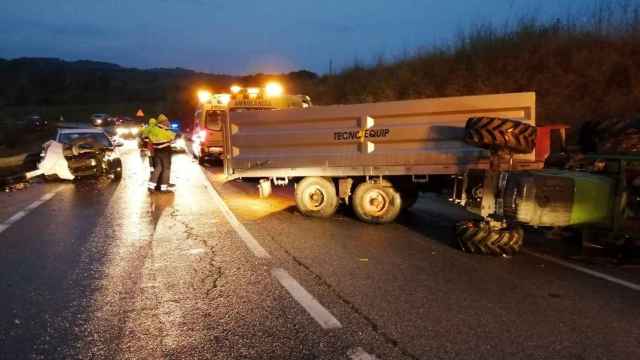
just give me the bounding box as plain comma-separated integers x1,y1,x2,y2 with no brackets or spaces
174,137,186,149
95,119,103,124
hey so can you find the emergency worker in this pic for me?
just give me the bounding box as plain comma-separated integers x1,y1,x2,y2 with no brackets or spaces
141,118,156,170
143,114,176,192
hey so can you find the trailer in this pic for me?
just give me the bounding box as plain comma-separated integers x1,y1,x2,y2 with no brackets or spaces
220,92,541,234
222,92,539,181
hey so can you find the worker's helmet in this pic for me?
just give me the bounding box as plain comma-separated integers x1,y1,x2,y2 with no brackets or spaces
157,114,170,127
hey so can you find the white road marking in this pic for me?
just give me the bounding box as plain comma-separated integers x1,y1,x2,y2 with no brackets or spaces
523,249,640,291
199,169,271,259
348,347,380,360
271,267,342,329
0,188,62,235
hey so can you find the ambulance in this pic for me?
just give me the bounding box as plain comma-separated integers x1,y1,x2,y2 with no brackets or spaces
191,82,311,164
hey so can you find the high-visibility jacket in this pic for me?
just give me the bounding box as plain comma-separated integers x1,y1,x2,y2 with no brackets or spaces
142,121,175,148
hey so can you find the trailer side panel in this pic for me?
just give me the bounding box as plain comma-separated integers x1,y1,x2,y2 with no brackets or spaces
224,92,537,178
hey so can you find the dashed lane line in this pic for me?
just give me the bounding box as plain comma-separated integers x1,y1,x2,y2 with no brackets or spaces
0,189,61,235
199,168,271,259
523,249,640,291
272,267,342,329
348,347,380,360
198,168,378,355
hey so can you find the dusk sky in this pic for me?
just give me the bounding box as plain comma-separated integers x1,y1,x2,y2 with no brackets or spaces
0,0,602,75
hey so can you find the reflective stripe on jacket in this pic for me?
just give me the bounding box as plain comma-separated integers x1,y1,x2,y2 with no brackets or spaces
142,123,176,146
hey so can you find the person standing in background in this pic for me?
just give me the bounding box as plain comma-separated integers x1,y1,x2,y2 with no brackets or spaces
143,114,176,192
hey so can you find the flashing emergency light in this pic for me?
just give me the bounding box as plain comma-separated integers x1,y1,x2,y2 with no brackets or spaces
197,90,212,103
247,87,260,99
265,82,284,97
218,93,231,105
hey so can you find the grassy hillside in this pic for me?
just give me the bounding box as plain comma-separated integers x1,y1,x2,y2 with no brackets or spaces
309,4,640,133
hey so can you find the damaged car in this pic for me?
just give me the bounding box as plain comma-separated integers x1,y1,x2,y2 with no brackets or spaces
40,128,123,181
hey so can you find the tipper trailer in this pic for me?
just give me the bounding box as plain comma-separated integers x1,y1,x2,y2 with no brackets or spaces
218,92,637,255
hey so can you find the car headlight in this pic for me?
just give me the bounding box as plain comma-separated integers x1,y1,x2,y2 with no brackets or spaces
130,127,139,135
116,128,127,135
174,138,186,149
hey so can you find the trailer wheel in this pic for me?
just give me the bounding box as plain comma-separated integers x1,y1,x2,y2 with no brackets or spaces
464,117,536,154
352,179,402,224
295,177,339,218
456,220,523,255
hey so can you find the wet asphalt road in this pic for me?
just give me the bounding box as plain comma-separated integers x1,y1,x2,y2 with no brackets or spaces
1,141,639,360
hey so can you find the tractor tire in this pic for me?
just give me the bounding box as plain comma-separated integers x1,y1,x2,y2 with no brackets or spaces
456,220,523,256
590,116,640,154
464,117,537,154
592,116,640,139
295,177,339,218
352,179,402,224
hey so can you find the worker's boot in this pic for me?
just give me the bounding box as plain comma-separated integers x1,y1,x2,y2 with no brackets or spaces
160,184,175,193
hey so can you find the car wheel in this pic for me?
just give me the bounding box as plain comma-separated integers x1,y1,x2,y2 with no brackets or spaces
112,158,123,180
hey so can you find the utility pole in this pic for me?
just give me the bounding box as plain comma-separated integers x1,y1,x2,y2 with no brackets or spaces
329,59,333,76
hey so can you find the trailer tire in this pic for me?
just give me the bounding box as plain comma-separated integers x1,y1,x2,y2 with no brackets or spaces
295,177,339,218
464,117,536,154
352,179,402,224
456,220,523,255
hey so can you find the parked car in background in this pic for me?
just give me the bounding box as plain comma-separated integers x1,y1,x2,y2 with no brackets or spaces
90,113,111,127
26,114,48,130
115,117,145,139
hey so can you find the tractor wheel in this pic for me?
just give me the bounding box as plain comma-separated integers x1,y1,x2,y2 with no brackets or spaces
592,116,640,139
295,177,339,218
464,117,537,154
352,179,402,224
590,116,640,154
456,220,523,256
